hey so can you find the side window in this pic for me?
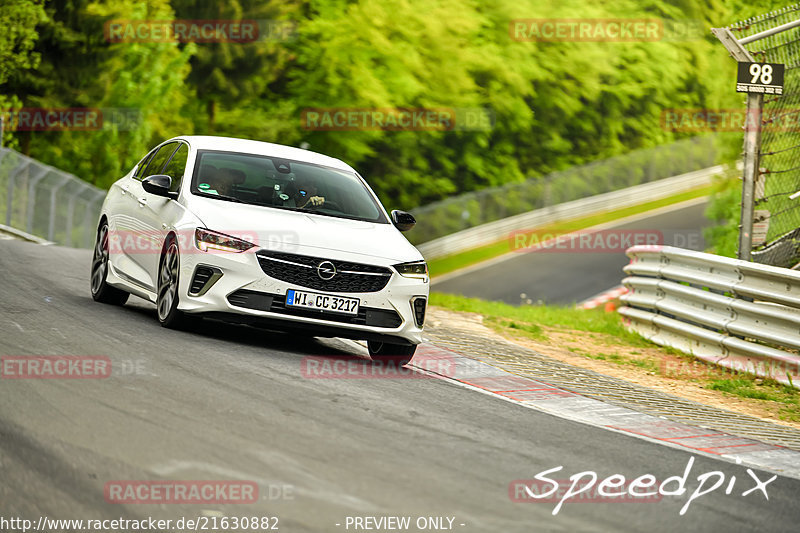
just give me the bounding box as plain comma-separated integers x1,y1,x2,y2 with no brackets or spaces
141,142,178,179
133,149,157,180
161,144,189,192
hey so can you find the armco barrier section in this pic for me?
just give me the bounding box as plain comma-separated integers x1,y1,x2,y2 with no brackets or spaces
0,147,106,248
619,245,800,388
418,165,728,260
408,136,719,245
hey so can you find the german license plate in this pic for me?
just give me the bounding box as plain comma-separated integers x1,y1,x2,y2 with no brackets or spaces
286,289,359,315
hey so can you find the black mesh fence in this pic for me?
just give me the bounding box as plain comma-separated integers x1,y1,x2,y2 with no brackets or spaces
731,5,800,266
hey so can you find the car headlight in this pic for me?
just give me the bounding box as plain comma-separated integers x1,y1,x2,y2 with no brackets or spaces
195,228,256,253
394,260,428,280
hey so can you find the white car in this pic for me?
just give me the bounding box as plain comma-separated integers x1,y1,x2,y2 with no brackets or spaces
90,136,428,364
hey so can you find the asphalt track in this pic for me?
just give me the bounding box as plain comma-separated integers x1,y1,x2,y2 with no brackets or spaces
1,238,799,532
432,200,710,306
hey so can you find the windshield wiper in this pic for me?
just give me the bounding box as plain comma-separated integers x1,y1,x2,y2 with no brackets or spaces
199,192,243,203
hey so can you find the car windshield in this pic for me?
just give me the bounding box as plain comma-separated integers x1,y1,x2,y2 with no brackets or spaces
190,150,389,223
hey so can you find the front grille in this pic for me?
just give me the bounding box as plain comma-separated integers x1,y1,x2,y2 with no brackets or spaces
256,251,392,293
227,289,402,328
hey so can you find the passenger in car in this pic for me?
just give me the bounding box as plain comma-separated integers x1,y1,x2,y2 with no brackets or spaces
213,168,245,196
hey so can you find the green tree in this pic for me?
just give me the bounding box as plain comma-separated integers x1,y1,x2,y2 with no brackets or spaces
0,0,46,147
170,0,301,133
3,0,194,186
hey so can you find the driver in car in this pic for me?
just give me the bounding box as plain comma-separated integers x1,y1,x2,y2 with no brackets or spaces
288,180,325,208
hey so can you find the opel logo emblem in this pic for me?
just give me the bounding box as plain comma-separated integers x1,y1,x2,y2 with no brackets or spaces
317,261,337,280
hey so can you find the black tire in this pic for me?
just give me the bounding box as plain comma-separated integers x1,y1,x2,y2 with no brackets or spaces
368,340,417,367
157,237,188,329
90,222,129,305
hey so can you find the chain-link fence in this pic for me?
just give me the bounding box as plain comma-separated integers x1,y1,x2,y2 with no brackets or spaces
724,6,800,267
1,136,718,249
406,136,719,244
0,147,106,248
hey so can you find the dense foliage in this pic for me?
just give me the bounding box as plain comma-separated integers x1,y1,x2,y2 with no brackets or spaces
0,0,788,212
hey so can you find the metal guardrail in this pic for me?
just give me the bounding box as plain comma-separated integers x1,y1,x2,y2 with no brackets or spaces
0,147,106,248
407,136,719,245
619,245,800,388
417,165,729,260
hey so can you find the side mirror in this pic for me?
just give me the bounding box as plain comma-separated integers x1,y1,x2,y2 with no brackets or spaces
142,175,177,199
391,210,416,232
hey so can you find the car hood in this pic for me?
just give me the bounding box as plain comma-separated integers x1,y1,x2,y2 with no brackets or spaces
187,195,422,264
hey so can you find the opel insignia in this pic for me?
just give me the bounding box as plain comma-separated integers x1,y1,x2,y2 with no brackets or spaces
90,136,428,364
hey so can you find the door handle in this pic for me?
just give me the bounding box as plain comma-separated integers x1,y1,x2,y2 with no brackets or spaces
137,197,147,207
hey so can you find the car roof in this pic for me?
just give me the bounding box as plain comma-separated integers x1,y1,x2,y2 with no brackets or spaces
174,136,355,173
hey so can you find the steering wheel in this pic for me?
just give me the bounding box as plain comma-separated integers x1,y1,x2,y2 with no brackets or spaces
308,200,343,212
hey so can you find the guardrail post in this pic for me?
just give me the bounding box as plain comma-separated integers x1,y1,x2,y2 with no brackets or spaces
68,185,97,248
81,195,104,248
6,158,29,226
25,166,50,235
64,187,85,248
47,174,71,242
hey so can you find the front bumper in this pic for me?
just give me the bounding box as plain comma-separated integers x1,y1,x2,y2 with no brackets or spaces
176,248,428,345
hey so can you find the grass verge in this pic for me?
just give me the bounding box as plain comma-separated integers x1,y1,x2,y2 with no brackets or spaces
429,292,800,423
427,184,712,278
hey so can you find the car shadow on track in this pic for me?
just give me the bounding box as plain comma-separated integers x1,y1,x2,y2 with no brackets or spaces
113,297,367,360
